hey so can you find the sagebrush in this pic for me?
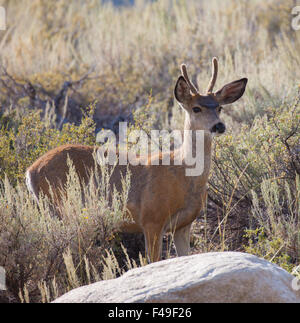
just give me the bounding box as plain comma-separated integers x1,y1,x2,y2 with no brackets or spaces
0,0,299,303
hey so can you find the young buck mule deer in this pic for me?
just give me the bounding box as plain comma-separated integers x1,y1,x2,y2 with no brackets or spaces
26,58,247,262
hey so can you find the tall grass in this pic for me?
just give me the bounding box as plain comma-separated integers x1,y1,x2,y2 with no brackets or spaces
0,0,299,124
0,159,132,302
0,0,299,302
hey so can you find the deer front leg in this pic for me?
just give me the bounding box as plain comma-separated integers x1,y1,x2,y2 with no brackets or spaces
173,223,192,257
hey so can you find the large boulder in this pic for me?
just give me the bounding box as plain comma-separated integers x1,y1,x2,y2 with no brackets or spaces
53,252,300,303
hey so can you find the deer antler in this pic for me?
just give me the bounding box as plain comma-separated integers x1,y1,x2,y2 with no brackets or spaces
181,64,198,95
206,57,218,94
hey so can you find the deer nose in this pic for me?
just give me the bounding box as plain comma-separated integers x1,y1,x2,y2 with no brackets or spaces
211,122,226,134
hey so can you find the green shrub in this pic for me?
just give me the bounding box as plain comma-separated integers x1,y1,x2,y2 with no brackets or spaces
205,95,299,264
244,176,299,273
0,0,299,302
0,103,96,184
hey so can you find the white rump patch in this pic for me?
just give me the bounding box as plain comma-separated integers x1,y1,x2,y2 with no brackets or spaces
25,170,39,203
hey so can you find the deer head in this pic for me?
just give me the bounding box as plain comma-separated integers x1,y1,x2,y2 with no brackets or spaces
174,57,248,135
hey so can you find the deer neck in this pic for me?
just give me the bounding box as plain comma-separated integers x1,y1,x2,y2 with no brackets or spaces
181,114,213,180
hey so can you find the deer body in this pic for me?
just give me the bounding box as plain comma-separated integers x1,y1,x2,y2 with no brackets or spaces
26,58,247,262
26,133,212,261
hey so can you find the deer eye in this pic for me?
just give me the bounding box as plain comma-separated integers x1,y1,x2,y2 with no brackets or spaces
193,107,202,113
218,107,223,113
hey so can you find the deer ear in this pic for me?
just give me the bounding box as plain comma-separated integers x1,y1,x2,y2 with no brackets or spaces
215,78,248,105
174,76,192,104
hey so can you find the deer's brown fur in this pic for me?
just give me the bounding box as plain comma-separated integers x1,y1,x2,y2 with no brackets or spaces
26,58,247,262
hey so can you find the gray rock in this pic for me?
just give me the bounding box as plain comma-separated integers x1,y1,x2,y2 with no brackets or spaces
53,252,300,303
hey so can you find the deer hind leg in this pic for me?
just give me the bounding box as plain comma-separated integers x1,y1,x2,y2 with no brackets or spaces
173,223,191,257
143,224,164,263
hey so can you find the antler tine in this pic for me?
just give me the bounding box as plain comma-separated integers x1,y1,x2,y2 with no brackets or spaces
206,57,218,94
181,64,198,95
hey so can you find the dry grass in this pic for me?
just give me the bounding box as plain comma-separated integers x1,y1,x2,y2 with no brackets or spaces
0,0,299,302
0,0,299,125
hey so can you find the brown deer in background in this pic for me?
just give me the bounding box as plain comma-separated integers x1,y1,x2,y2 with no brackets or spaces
26,58,247,262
